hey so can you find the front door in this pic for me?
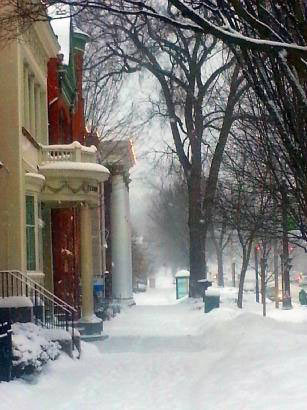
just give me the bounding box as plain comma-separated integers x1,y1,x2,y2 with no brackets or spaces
51,208,80,312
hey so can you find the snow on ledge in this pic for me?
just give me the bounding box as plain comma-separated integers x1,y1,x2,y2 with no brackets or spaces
78,314,102,324
0,296,33,308
42,142,97,153
25,173,46,182
206,288,221,297
175,269,190,278
39,161,110,174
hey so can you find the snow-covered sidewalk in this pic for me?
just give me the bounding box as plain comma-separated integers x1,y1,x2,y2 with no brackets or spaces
1,286,307,410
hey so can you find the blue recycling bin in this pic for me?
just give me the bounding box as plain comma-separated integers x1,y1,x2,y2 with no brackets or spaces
175,270,190,299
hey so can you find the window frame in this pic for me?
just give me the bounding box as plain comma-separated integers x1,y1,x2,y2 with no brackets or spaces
25,194,43,272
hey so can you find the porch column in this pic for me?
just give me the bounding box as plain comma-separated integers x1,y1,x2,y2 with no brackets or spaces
111,171,134,305
79,203,103,339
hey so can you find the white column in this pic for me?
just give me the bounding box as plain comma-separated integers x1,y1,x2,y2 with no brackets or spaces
80,204,96,320
35,84,41,142
40,90,48,144
24,65,30,130
111,172,134,303
29,74,35,137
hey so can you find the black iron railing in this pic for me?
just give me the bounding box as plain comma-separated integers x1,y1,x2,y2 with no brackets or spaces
0,271,77,339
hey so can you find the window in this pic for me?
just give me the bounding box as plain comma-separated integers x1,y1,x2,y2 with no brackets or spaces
26,195,36,271
23,62,47,143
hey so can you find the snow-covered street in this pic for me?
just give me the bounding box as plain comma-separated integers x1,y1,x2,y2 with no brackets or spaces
1,283,307,410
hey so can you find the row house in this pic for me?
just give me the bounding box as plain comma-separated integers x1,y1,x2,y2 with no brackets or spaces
0,13,109,340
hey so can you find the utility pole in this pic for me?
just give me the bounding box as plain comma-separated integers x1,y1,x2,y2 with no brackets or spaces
255,244,260,303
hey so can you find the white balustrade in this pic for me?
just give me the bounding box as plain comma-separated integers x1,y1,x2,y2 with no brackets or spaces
40,143,97,165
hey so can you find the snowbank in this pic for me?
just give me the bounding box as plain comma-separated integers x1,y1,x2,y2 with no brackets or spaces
12,323,61,377
3,285,307,410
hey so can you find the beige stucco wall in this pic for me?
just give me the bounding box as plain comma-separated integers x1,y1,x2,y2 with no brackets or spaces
0,23,59,273
0,41,25,271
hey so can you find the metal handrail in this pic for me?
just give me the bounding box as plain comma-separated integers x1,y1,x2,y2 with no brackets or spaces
0,271,72,314
0,270,77,352
0,270,77,313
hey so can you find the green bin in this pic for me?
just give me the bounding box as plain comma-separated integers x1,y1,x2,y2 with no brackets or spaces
204,290,220,313
299,289,307,305
175,270,190,299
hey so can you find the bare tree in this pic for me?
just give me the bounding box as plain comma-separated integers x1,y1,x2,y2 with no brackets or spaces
218,143,276,308
43,0,306,240
82,39,143,142
209,202,232,287
0,0,46,41
75,6,249,296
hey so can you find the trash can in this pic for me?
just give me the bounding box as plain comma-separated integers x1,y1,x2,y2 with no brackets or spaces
299,289,307,305
204,289,220,313
93,276,105,310
0,320,12,382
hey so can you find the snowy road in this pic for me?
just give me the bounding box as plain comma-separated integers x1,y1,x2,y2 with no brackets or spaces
2,285,307,410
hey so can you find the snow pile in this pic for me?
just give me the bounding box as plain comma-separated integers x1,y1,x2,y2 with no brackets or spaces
3,285,307,409
12,323,61,377
42,328,72,341
0,297,33,308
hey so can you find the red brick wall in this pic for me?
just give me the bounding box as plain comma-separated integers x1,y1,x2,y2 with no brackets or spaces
47,50,87,311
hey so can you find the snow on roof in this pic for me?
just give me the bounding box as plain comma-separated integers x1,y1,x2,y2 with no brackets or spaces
48,5,71,65
73,25,89,38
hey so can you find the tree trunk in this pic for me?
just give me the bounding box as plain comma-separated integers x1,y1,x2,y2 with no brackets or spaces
202,65,241,244
217,249,224,287
188,168,205,298
254,245,260,303
260,257,266,317
210,224,224,287
237,240,253,308
281,184,292,309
